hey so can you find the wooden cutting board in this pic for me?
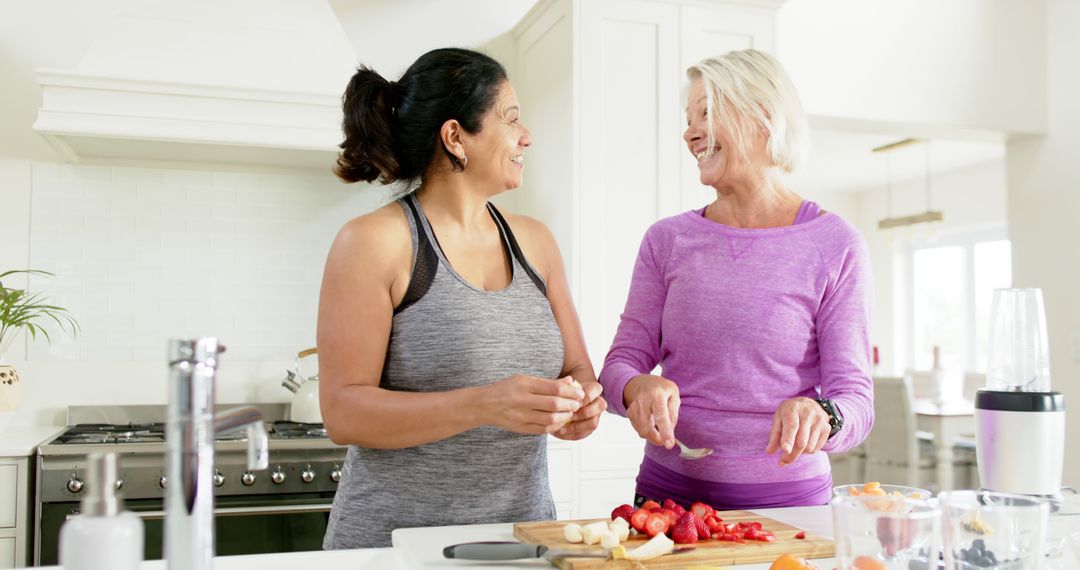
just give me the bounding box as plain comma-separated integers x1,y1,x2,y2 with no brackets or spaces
513,510,833,569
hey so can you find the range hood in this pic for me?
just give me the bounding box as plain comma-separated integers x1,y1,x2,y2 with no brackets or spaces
33,69,343,172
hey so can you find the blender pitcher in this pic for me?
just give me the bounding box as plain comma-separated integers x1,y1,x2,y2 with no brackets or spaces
975,288,1066,497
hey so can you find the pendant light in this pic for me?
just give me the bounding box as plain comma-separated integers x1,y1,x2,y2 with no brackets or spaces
876,138,944,230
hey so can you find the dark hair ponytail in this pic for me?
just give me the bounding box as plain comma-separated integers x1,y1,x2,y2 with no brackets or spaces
335,67,401,183
335,48,507,185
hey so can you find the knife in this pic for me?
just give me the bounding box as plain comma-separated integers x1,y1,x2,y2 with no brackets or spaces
442,541,694,561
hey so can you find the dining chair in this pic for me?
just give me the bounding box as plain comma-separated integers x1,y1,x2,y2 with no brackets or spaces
864,376,983,491
962,371,986,401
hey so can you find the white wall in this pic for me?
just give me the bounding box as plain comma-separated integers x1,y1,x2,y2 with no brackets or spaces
850,158,1009,375
0,159,386,428
1005,0,1080,488
778,0,1047,136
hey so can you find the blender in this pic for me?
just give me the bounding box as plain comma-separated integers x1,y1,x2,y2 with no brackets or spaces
975,288,1066,499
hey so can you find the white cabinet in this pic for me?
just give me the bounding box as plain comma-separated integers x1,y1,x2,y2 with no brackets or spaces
0,538,14,570
517,0,779,519
0,459,30,569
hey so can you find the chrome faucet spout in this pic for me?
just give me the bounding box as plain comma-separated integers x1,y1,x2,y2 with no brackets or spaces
166,338,268,570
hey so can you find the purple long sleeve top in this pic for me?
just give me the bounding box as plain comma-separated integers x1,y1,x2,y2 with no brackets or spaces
599,204,874,490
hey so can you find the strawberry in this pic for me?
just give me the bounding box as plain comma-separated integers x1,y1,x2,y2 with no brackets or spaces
640,500,661,511
690,501,713,518
672,513,699,544
794,530,807,539
643,512,669,538
659,508,679,529
671,503,687,517
662,498,678,510
705,515,723,533
690,513,710,539
611,504,635,523
629,508,651,533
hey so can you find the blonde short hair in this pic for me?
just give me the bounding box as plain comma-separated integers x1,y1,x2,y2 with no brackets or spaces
687,49,809,173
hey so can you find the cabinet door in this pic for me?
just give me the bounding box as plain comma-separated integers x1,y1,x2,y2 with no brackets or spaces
0,536,13,569
678,5,777,212
0,465,15,529
578,0,682,364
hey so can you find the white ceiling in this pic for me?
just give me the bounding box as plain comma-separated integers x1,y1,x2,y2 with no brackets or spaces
1,0,1009,192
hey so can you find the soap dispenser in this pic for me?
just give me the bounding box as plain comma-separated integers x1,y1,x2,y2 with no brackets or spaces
59,452,144,570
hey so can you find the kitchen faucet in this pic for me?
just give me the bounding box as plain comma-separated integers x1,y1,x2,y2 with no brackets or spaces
166,338,269,570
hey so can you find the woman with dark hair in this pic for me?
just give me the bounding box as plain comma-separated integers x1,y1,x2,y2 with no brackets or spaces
318,48,606,548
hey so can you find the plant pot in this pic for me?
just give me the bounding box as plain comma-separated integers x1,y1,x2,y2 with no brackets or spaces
0,364,21,432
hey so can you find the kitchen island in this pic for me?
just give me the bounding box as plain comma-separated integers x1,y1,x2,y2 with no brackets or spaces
28,506,835,569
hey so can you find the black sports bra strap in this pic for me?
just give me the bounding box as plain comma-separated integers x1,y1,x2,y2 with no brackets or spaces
395,197,439,315
486,203,548,297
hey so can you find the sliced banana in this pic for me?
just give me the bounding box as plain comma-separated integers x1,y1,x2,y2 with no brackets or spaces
625,532,675,561
580,521,611,545
563,522,583,543
608,518,630,541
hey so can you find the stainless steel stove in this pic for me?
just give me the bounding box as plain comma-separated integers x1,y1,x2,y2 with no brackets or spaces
34,404,346,565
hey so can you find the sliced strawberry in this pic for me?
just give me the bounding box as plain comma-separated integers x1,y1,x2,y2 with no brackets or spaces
671,519,699,544
670,503,687,517
661,498,678,510
629,508,651,533
743,528,759,540
705,516,724,534
611,504,635,523
794,530,807,540
690,501,712,518
643,512,669,538
640,500,661,511
689,513,710,540
757,531,776,542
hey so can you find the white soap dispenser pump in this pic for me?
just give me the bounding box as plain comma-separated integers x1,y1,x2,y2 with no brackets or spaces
59,452,144,570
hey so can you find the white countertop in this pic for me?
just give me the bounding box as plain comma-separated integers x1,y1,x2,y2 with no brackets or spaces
23,504,1080,569
0,425,66,456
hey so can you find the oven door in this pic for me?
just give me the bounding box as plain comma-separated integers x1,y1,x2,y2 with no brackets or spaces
38,494,333,565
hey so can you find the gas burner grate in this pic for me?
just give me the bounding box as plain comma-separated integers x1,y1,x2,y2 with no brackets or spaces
270,421,328,440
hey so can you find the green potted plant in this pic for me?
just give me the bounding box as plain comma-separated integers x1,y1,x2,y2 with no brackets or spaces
0,270,79,431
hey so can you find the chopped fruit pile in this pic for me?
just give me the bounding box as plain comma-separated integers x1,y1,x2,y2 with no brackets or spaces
844,482,926,513
604,499,796,546
844,481,925,499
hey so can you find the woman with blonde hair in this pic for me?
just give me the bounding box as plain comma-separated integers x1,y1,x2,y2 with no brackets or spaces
599,49,874,509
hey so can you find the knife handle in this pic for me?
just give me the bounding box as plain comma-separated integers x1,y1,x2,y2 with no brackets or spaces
443,541,546,560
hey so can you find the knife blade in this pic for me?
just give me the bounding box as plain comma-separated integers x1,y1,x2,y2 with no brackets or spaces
442,541,695,561
442,541,607,560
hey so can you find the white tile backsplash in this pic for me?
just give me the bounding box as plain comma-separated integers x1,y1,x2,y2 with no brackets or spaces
28,163,383,365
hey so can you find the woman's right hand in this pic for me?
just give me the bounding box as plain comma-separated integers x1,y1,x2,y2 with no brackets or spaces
623,374,681,449
479,375,586,435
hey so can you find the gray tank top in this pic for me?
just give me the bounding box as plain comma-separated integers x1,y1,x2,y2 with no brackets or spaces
323,194,565,549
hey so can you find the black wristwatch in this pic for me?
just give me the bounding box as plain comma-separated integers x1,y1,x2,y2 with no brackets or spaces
817,398,843,438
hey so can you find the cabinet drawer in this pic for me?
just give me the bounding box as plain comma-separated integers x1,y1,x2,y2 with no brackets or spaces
0,465,16,528
0,536,13,569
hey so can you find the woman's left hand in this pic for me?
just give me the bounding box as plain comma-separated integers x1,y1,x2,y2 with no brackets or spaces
554,381,606,441
765,397,831,466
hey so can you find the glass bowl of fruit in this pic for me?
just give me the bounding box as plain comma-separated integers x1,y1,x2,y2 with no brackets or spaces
831,494,941,569
834,482,933,501
939,490,1049,569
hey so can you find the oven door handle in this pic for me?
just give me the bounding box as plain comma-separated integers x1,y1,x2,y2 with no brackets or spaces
68,502,335,521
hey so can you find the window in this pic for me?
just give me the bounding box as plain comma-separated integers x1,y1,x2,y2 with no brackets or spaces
905,232,1012,373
